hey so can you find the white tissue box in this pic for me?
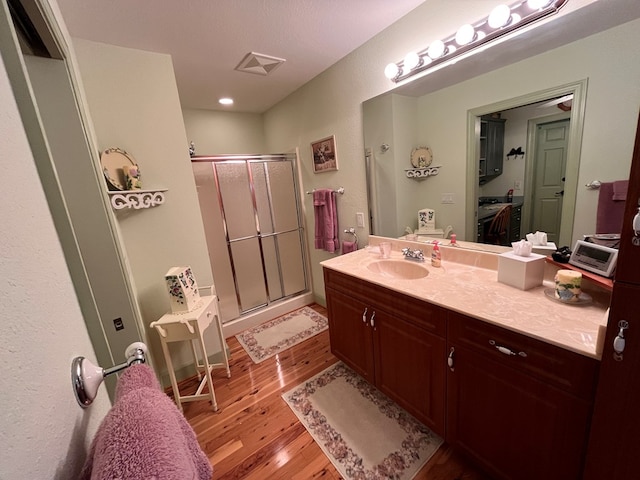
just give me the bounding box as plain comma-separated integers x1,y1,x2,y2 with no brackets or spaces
531,242,557,256
165,266,201,313
498,252,545,290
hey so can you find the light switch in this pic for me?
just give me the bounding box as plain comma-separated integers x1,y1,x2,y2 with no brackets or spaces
356,212,365,227
441,193,455,204
514,180,523,190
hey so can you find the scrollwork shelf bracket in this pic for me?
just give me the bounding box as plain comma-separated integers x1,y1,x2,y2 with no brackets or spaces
108,189,168,210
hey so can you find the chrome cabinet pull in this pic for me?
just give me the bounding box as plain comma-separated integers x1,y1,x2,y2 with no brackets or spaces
370,311,376,328
362,307,368,323
448,347,455,371
613,320,629,361
489,340,527,357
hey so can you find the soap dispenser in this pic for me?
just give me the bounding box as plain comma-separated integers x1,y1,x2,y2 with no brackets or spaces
431,242,441,267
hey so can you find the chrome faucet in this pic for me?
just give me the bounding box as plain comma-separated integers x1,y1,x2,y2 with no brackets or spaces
402,247,425,262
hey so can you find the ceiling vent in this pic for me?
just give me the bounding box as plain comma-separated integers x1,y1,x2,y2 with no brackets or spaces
235,52,286,76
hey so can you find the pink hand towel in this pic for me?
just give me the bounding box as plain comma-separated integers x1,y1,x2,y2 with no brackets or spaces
342,240,357,254
80,364,212,480
596,182,625,234
612,180,629,201
313,189,339,253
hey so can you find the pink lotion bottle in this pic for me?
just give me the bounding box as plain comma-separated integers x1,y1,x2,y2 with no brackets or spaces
431,241,441,267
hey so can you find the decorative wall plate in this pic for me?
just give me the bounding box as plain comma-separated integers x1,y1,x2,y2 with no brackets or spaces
100,147,138,191
410,146,433,168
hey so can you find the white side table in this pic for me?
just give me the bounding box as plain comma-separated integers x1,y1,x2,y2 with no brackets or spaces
150,295,230,411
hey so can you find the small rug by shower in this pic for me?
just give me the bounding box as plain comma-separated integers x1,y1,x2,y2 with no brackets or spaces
235,306,328,363
282,362,443,480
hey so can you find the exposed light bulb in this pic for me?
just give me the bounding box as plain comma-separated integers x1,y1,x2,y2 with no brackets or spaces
381,0,566,82
455,24,476,46
427,40,446,59
488,4,512,28
528,0,552,9
218,97,234,105
404,52,421,70
384,62,400,79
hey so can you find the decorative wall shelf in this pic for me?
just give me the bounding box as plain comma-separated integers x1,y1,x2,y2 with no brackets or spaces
108,189,168,210
405,165,442,179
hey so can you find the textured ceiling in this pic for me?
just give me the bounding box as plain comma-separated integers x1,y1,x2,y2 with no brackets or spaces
53,0,640,113
55,0,427,113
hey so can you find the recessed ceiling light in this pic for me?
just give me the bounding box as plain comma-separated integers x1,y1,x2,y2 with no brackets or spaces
219,98,234,106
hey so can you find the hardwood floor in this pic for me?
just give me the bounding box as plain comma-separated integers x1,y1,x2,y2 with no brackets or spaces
175,304,492,479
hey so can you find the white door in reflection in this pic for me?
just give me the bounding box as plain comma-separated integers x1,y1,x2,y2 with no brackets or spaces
531,119,570,244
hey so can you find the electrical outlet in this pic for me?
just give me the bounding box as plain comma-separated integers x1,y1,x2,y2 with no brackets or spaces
514,180,522,190
441,193,455,204
356,212,365,227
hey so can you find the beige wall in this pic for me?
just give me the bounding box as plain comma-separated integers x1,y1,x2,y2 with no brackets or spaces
182,108,266,154
72,39,219,374
0,35,111,479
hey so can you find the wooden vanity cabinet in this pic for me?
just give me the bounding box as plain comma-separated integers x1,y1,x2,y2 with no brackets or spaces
446,312,599,480
324,268,446,435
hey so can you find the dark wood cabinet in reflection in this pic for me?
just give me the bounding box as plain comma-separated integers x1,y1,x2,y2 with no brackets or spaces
479,115,506,184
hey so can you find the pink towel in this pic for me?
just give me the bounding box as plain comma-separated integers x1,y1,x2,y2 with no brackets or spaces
342,240,357,254
596,182,626,234
612,180,628,201
313,189,339,253
80,364,212,480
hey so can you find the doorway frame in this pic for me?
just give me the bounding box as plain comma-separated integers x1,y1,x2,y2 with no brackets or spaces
465,78,588,247
0,0,145,399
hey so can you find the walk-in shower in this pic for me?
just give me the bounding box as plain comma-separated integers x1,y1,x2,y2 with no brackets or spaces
192,154,311,330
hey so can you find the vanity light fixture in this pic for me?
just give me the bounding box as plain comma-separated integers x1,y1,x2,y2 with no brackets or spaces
384,0,568,82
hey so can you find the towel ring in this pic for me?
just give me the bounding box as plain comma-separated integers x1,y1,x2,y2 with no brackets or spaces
72,342,147,408
344,227,358,246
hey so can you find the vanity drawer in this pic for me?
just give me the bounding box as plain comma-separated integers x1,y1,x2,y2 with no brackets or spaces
324,268,446,337
448,312,599,400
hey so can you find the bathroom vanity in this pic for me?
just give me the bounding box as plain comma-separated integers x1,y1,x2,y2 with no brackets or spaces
321,239,608,480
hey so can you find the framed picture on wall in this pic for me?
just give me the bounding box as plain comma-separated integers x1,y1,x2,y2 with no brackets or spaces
311,135,338,173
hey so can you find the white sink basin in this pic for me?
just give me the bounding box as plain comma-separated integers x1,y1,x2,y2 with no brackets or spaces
367,259,429,279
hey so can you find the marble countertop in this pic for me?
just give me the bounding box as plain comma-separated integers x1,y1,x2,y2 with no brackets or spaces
321,241,610,360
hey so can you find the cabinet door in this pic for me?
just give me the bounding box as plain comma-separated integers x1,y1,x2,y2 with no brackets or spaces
373,310,446,435
485,118,506,178
447,345,592,480
326,287,374,382
509,204,522,242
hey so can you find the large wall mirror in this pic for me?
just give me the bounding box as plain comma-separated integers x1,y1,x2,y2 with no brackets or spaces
362,9,639,252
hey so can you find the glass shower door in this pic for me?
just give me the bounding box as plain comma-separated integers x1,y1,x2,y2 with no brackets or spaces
193,154,308,320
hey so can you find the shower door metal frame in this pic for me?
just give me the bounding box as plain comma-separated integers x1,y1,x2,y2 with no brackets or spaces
192,154,309,316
